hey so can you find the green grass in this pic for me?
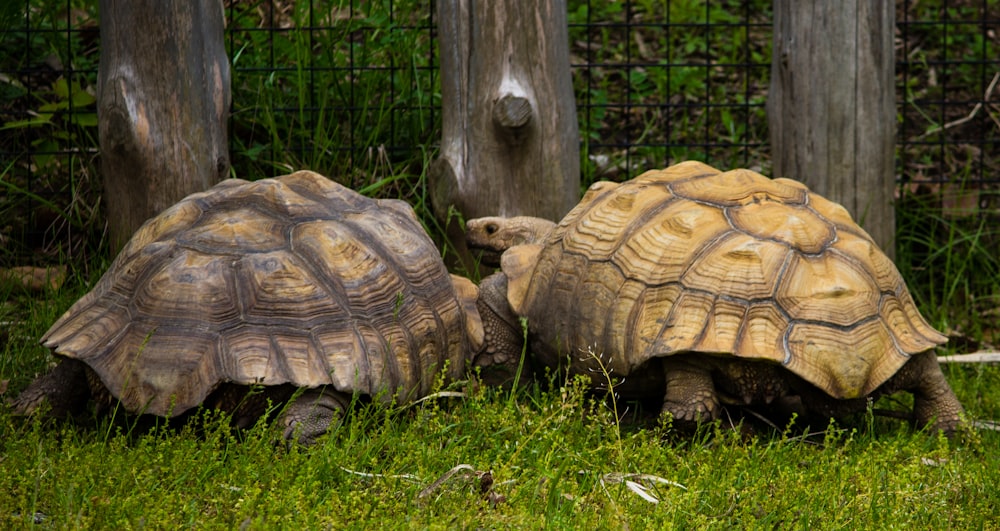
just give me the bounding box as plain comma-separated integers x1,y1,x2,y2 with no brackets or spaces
2,314,999,528
225,0,438,187
2,0,999,527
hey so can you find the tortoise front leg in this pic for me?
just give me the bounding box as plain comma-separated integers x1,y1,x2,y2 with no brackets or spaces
279,387,351,445
876,350,965,434
472,273,531,387
10,359,92,418
661,356,721,427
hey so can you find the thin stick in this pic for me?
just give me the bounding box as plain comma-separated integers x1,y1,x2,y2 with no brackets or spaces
398,390,466,409
417,464,476,499
339,467,421,482
937,352,1000,363
916,71,999,138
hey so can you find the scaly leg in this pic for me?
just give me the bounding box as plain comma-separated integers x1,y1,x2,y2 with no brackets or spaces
661,357,721,427
877,350,965,434
10,359,91,418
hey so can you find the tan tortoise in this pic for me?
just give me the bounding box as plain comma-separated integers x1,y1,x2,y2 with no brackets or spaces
467,161,964,433
12,171,483,444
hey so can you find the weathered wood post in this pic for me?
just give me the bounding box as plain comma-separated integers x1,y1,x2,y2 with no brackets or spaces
768,1,896,258
98,0,231,251
431,0,579,267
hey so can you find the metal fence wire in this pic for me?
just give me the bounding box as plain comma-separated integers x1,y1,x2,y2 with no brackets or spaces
1,0,998,261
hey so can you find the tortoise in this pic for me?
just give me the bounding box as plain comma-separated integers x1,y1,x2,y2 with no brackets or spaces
467,161,964,433
12,171,483,444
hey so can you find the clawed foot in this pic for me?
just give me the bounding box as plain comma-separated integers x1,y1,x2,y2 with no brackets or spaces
661,358,721,429
662,394,721,429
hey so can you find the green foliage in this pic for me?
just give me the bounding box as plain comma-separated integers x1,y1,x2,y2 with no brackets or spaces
897,185,1000,345
226,0,436,193
1,2,102,263
570,0,773,182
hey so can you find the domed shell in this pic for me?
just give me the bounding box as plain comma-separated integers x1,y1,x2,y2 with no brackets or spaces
42,171,481,416
502,161,946,399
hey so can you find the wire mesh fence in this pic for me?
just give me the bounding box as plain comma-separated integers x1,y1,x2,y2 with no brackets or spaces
569,1,772,177
897,0,1000,211
1,0,998,262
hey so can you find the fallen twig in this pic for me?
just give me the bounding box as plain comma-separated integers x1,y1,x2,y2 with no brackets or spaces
395,390,467,411
918,71,999,136
933,100,988,133
339,466,421,483
418,464,475,499
916,71,999,139
417,464,503,505
971,420,1000,432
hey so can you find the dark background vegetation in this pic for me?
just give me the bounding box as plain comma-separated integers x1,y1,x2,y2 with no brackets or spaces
1,0,998,342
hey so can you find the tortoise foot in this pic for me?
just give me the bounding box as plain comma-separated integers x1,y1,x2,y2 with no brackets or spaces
661,358,721,427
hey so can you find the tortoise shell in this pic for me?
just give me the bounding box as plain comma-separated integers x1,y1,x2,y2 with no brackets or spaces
41,171,481,416
500,161,946,399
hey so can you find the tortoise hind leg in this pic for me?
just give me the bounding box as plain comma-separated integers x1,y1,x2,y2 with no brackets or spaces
10,359,92,418
661,356,721,427
877,350,965,434
279,387,351,445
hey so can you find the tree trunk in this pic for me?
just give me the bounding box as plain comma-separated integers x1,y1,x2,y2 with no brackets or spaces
431,0,579,267
767,0,895,258
98,0,230,252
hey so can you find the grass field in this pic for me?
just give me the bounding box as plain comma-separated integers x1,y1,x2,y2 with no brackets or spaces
2,291,999,529
2,0,999,527
2,318,999,528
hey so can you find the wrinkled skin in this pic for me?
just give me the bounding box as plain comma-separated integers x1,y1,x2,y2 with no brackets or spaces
654,350,964,433
471,274,531,387
11,359,350,445
466,216,555,267
468,216,966,435
466,216,552,386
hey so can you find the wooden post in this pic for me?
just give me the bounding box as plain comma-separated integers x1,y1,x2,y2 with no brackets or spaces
768,1,896,258
98,0,230,251
431,0,579,266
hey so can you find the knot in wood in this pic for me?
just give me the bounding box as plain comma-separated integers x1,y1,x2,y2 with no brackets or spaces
492,94,533,130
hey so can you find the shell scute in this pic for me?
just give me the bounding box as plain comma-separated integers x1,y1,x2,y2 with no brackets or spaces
238,251,346,327
132,251,241,327
729,200,835,254
561,184,675,260
613,199,729,284
737,303,789,363
776,252,881,327
671,167,807,207
178,208,289,253
785,320,902,399
681,233,791,300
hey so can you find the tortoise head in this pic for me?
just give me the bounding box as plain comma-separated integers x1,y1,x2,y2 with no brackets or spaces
465,216,555,267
